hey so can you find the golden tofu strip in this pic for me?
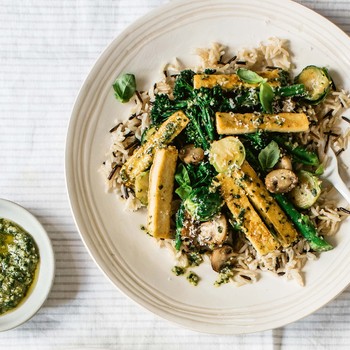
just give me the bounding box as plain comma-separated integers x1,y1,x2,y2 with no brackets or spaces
217,173,280,255
193,70,281,90
233,161,299,247
216,112,309,134
216,112,260,134
120,111,189,187
147,146,178,239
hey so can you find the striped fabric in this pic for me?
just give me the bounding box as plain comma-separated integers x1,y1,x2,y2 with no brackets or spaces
0,0,349,349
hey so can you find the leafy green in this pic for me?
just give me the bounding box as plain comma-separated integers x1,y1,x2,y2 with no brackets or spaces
175,162,217,200
259,82,275,113
173,69,195,100
243,131,269,151
184,187,222,221
189,161,217,187
113,73,136,103
194,86,224,141
232,89,260,111
236,68,275,112
171,70,214,149
258,140,280,171
277,69,291,86
237,68,266,84
150,94,187,125
184,107,210,150
175,164,192,200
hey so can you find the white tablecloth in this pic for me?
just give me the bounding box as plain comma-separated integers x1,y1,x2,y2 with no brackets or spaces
1,0,350,348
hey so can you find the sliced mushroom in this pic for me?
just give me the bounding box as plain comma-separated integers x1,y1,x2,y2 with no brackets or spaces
179,144,205,165
210,245,235,272
197,214,228,247
276,155,292,170
265,169,298,194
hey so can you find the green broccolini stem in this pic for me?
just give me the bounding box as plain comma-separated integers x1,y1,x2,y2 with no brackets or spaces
186,109,210,150
276,84,306,97
273,135,320,166
199,106,215,141
273,194,333,252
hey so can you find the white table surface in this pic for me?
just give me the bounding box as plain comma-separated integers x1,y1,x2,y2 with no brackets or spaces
1,0,350,349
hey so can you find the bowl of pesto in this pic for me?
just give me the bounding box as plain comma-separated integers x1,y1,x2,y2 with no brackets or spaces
0,198,55,331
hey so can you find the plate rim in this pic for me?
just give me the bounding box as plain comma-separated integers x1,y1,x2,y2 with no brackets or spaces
65,0,350,334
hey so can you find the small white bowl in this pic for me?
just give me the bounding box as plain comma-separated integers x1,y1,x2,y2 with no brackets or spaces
0,198,55,331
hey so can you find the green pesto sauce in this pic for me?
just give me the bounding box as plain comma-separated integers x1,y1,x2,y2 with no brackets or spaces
187,271,200,286
0,218,39,315
171,266,186,276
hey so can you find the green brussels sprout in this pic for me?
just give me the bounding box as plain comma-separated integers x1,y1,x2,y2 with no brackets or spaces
209,136,246,173
184,187,222,221
290,170,322,209
294,65,332,104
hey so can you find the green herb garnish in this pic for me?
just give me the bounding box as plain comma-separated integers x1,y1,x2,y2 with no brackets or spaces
237,68,266,84
113,73,136,103
259,81,275,113
258,140,280,171
237,68,275,113
175,164,192,200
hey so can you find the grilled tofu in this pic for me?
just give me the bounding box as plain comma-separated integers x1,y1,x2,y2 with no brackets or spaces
120,111,189,187
193,70,281,90
218,173,280,255
260,113,309,132
234,161,299,247
147,146,178,239
216,112,309,135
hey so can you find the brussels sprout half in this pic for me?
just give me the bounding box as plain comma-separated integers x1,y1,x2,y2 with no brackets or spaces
289,170,321,209
209,136,246,173
295,65,332,105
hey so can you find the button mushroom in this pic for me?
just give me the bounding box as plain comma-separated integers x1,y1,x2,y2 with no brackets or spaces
276,155,292,170
197,214,228,247
210,245,235,272
179,144,205,165
265,169,298,194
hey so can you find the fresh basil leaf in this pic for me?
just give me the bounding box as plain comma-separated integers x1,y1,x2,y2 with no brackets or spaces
259,82,274,113
258,140,280,171
175,164,191,187
237,68,266,84
175,185,192,200
175,164,192,199
113,73,136,103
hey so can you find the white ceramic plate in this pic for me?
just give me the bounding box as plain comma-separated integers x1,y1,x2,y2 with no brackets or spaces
66,0,350,334
0,199,55,331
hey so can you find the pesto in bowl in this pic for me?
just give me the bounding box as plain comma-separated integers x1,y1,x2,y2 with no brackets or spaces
0,218,39,315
